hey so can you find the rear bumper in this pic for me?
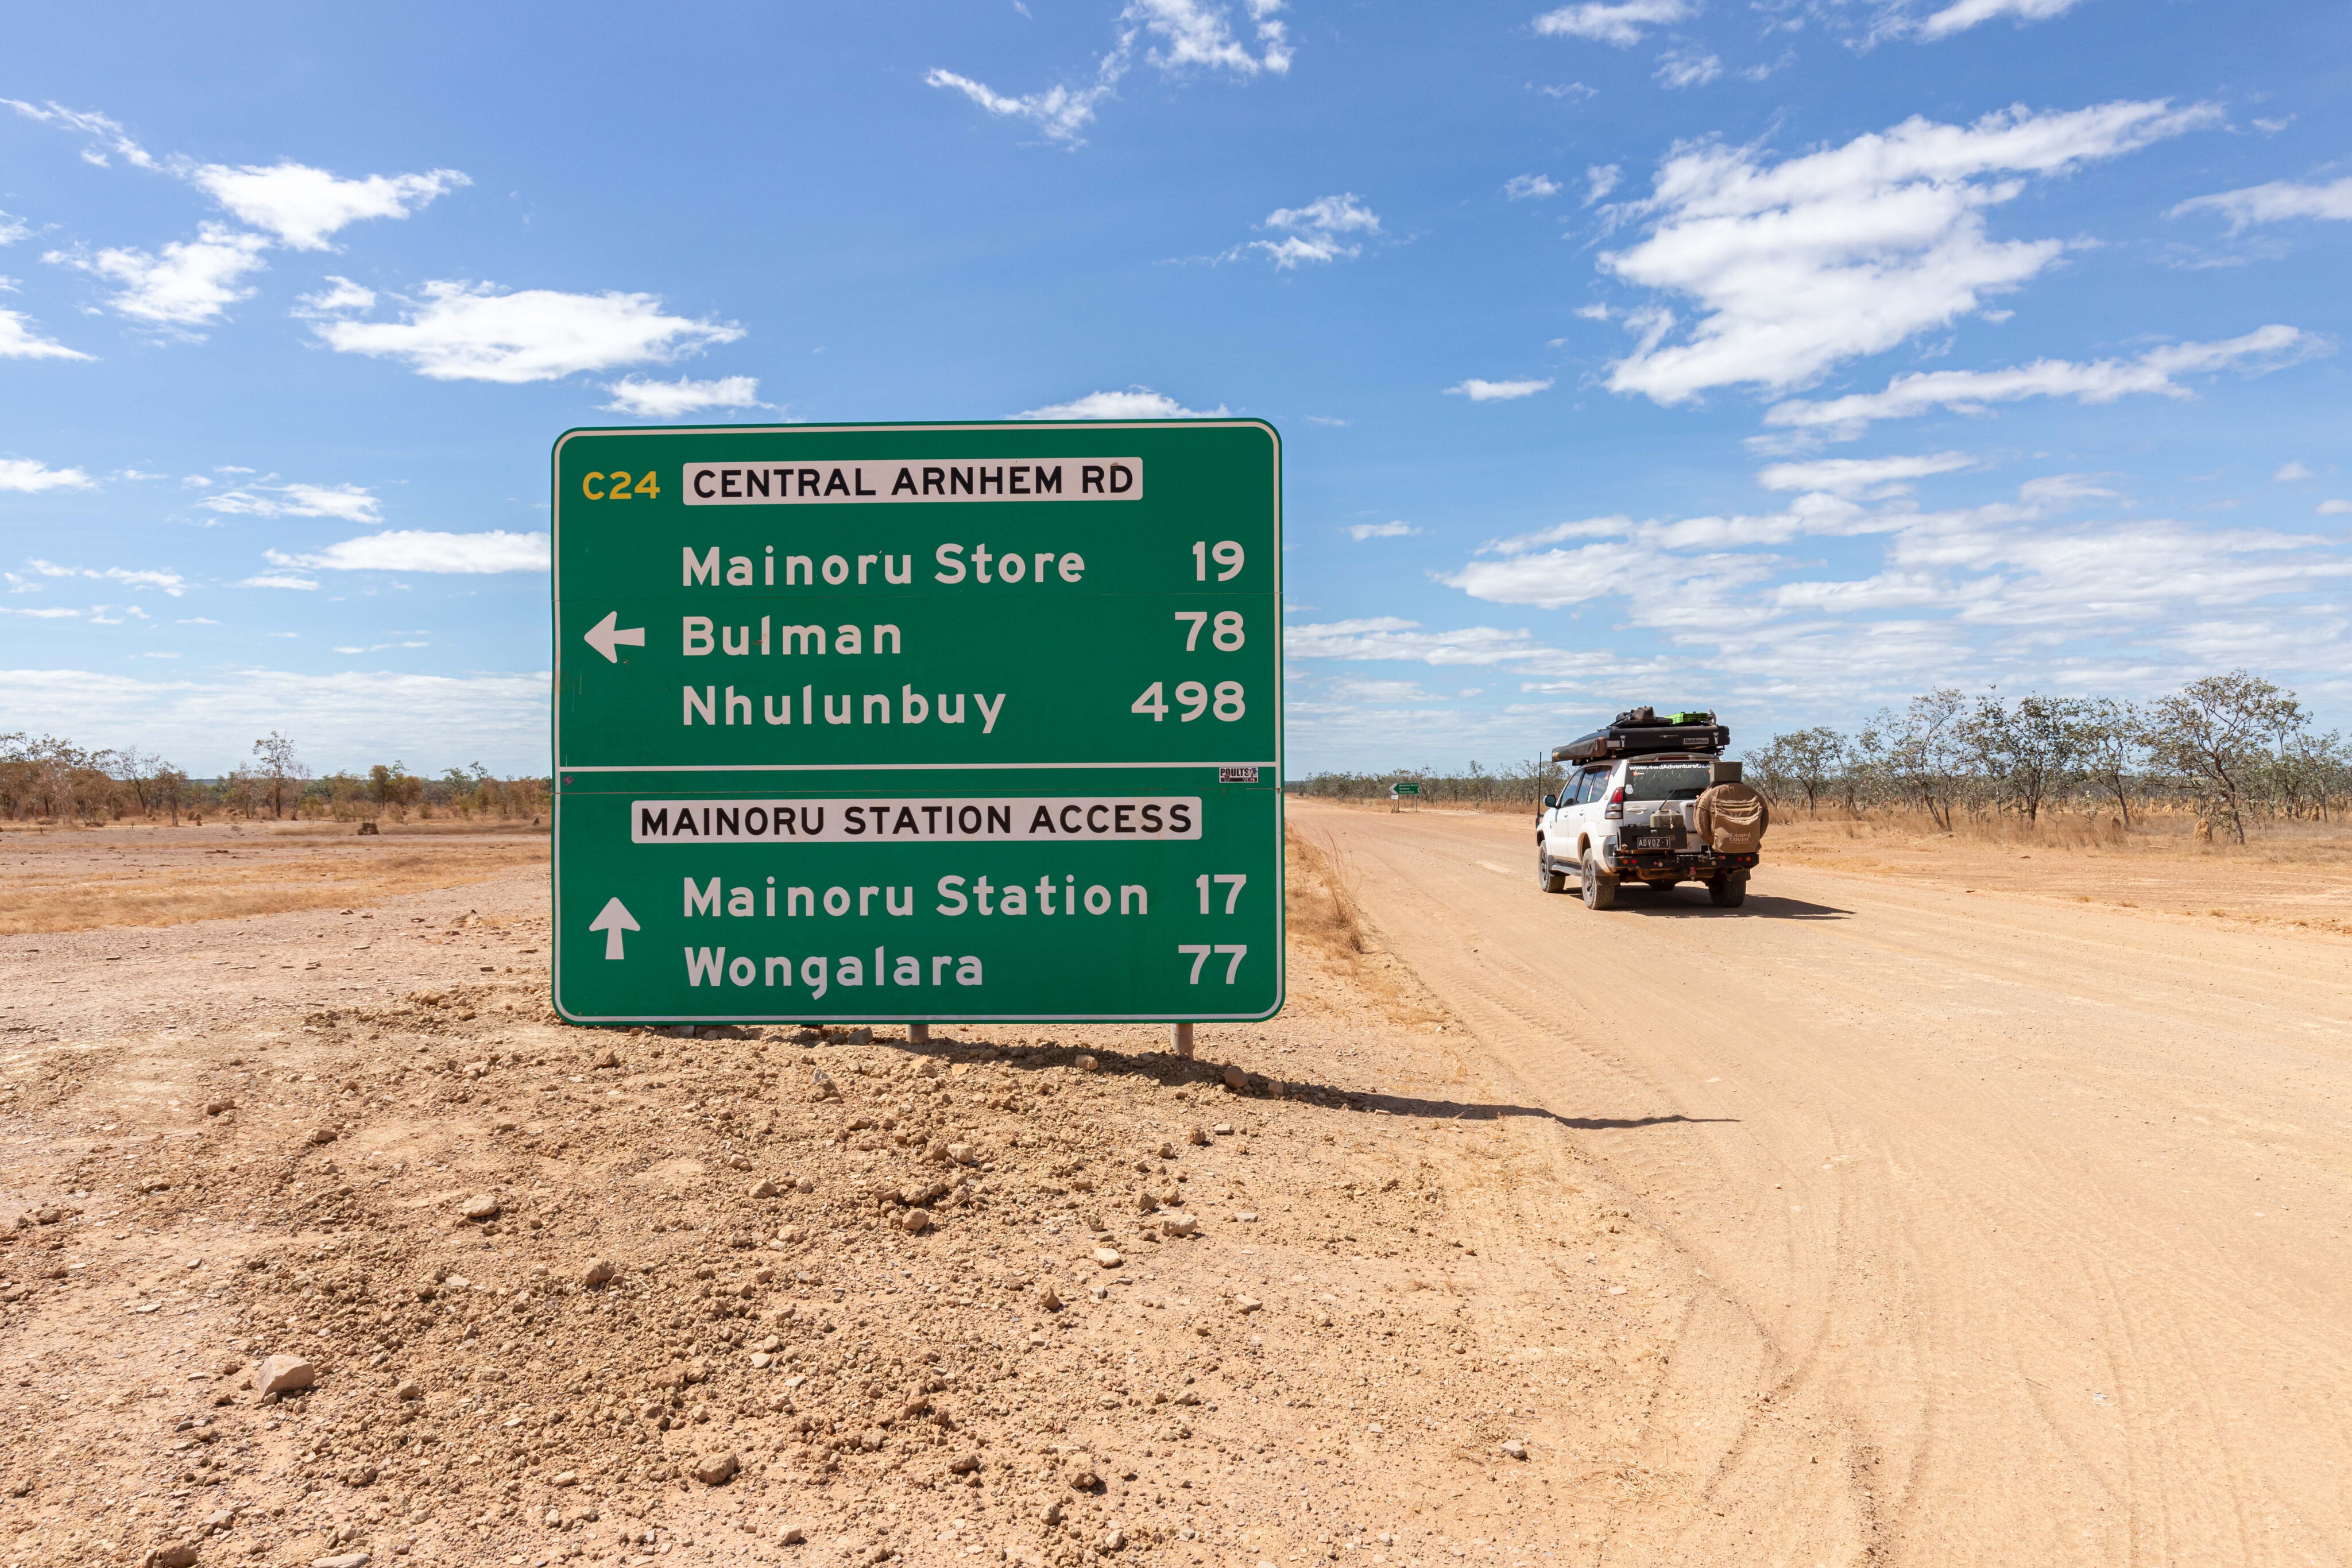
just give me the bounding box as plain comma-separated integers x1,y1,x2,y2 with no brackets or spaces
1613,846,1758,878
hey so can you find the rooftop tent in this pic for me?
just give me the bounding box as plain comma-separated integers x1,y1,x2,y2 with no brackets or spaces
1552,706,1730,764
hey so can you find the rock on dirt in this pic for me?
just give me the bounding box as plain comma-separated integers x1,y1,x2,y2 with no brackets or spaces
459,1194,499,1221
1093,1246,1123,1268
253,1353,315,1397
692,1451,741,1486
582,1259,617,1288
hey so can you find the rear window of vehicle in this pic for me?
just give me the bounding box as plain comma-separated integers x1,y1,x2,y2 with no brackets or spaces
1624,762,1711,801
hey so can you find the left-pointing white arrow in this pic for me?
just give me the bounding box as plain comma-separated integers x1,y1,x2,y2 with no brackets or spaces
584,610,647,664
587,897,640,960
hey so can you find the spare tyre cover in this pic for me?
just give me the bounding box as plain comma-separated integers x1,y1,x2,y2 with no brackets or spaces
1694,782,1769,854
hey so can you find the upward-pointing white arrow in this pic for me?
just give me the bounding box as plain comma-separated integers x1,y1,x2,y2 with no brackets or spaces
587,897,640,961
583,610,646,664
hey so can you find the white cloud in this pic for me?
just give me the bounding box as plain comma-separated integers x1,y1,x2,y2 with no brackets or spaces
311,280,743,384
1597,99,2222,405
1572,303,1613,322
2,99,156,168
1531,0,1692,47
1445,378,1554,401
176,617,218,624
268,529,550,574
1756,451,1972,496
0,605,82,618
2276,461,2315,482
1233,193,1382,267
49,224,269,330
294,276,377,317
0,211,26,246
1760,324,2314,441
1348,521,1422,540
0,309,90,361
927,0,1290,146
200,481,382,524
1505,174,1562,201
22,559,185,595
2017,473,2123,507
0,457,95,493
0,665,552,774
924,67,1123,145
1015,386,1229,419
1286,617,1558,667
1654,50,1722,88
2171,176,2352,234
2320,500,2352,517
183,162,468,250
1135,0,1293,73
601,374,769,417
1916,0,2094,40
1584,164,1621,206
1440,539,1701,610
239,573,319,590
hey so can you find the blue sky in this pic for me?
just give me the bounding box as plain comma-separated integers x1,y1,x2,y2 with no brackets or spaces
2,0,2348,777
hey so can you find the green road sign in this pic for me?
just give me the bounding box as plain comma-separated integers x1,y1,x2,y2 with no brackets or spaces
550,419,1283,1025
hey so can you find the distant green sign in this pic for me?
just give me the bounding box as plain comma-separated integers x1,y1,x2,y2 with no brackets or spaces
550,420,1284,1025
1390,781,1421,796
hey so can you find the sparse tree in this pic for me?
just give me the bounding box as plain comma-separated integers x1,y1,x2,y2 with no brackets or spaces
252,732,308,820
1963,692,2086,824
2147,670,2304,845
1881,688,1970,830
2075,699,2147,828
152,766,188,826
1750,727,1844,812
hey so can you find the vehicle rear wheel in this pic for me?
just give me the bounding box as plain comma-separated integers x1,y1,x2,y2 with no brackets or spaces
1580,851,1618,910
1537,842,1568,895
1707,873,1747,908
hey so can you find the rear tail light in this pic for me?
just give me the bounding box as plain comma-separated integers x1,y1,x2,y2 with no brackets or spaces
1604,787,1624,821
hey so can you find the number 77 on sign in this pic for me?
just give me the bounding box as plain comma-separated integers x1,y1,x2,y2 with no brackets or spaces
1178,944,1249,984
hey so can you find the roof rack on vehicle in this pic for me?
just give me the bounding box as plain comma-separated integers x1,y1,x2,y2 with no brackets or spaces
1552,706,1729,764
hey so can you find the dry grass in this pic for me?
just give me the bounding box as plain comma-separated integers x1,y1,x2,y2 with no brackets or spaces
1285,823,1368,963
1771,808,2352,867
0,839,548,934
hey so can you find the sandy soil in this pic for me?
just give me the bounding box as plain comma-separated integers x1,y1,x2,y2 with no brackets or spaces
1299,800,2352,1566
0,823,1701,1568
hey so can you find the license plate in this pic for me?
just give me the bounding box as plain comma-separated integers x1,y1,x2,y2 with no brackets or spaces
1637,836,1668,849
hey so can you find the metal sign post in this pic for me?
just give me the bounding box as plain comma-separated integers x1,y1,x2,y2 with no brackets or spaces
549,420,1283,1025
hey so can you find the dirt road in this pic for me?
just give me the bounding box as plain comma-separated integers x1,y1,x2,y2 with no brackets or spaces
1299,800,2352,1567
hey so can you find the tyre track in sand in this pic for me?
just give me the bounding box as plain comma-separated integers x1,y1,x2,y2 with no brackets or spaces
1298,800,2352,1567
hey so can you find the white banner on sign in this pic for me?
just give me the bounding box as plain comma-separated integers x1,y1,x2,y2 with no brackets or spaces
631,796,1201,843
682,459,1142,506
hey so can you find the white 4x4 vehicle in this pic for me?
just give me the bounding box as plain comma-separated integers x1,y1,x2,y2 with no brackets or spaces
1535,755,1756,909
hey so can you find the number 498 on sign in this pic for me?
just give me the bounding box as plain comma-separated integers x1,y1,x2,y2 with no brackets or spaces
1132,681,1245,722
